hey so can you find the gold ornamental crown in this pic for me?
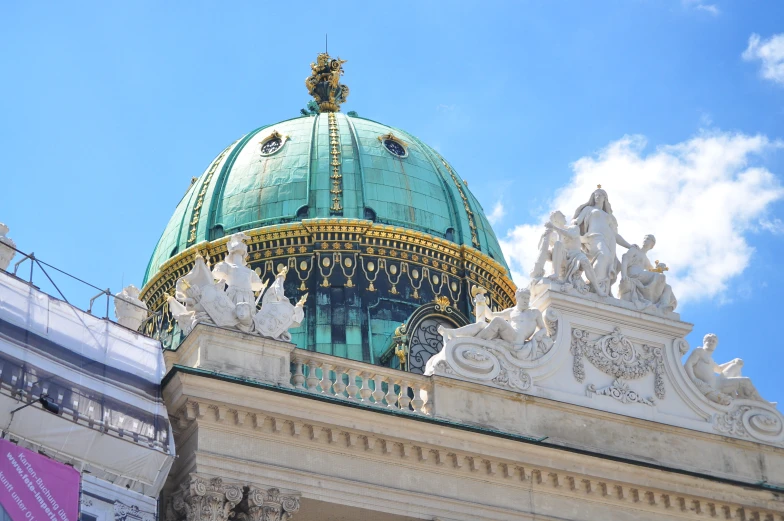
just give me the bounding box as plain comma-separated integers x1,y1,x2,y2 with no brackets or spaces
305,52,349,112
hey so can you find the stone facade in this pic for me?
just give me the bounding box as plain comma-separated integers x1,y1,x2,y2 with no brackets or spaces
162,324,784,520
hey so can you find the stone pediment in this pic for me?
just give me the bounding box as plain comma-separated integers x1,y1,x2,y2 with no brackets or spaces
426,286,784,447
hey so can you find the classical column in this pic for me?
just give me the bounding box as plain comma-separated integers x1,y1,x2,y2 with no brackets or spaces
237,487,300,521
170,475,244,521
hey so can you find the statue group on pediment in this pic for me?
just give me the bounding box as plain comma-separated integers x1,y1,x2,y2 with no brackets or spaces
530,186,677,315
168,232,306,342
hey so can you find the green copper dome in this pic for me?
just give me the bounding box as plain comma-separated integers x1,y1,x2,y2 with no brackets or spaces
143,113,508,285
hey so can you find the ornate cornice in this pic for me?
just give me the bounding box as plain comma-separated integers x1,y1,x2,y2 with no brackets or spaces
171,398,783,521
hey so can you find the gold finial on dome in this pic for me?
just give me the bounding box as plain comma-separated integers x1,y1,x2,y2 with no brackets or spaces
597,184,602,189
305,52,350,113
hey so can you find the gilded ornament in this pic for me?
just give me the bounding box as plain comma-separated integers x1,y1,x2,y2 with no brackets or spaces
434,296,451,307
305,52,349,113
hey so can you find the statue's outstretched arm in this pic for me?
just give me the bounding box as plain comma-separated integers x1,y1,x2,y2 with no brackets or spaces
491,307,513,319
616,233,633,249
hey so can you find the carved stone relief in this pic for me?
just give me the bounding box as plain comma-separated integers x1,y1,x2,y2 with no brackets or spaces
587,379,655,407
572,327,665,401
712,406,783,443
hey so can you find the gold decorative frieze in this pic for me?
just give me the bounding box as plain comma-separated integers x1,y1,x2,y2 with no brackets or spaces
141,219,515,314
187,142,236,246
435,152,481,250
328,113,343,214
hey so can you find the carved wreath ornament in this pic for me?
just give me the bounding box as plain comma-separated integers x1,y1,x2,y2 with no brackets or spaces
571,327,666,400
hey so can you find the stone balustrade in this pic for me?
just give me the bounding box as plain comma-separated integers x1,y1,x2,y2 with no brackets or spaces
290,351,431,415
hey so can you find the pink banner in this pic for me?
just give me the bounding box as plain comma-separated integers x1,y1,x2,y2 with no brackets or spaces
0,440,80,521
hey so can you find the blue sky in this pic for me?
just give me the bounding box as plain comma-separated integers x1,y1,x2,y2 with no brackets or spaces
2,1,784,403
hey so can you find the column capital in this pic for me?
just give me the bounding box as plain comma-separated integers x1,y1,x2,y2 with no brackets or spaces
238,487,300,521
170,474,244,521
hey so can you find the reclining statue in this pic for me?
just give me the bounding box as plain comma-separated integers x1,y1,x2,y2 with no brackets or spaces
438,287,556,361
684,333,766,405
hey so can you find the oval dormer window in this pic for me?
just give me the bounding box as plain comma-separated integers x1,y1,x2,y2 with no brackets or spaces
259,130,288,156
261,137,282,155
379,133,408,158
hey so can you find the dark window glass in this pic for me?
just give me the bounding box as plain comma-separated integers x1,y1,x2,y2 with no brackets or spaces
383,139,406,157
261,138,282,155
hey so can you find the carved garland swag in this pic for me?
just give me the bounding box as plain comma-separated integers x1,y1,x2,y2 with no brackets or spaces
571,327,666,400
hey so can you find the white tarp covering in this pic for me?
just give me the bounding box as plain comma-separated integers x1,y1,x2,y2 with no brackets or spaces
0,272,174,496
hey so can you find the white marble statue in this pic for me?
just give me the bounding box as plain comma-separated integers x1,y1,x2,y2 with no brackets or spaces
168,256,224,335
572,186,633,296
212,232,266,305
684,334,766,405
439,288,556,361
114,284,148,331
254,267,306,341
0,223,16,272
168,241,307,342
619,235,677,313
439,286,492,340
529,213,561,281
541,211,604,295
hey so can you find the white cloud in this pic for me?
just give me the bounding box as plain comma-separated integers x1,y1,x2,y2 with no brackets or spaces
743,33,784,86
695,3,719,15
499,132,783,304
487,201,506,225
759,217,784,235
683,0,720,16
